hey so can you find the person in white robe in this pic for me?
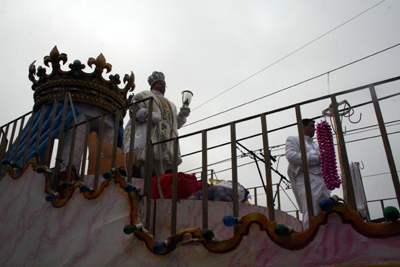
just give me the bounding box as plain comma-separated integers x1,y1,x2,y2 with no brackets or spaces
285,119,330,229
122,71,189,177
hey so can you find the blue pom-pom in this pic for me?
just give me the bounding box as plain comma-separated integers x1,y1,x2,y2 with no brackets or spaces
124,184,135,193
45,194,55,202
319,198,334,212
153,242,166,254
80,184,90,193
223,215,238,227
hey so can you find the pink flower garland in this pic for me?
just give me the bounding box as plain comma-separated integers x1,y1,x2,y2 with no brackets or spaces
316,121,341,190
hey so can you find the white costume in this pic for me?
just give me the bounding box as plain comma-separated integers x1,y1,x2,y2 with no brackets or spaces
123,72,188,177
285,135,330,229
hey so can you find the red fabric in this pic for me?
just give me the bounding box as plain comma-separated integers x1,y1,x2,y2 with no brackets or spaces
152,172,198,200
59,170,76,199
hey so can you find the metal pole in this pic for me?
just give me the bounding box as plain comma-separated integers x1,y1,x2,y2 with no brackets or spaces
276,184,281,210
128,104,137,182
260,114,275,221
80,121,91,183
94,115,105,189
52,96,70,191
44,99,59,166
145,98,154,230
23,110,37,164
35,105,46,152
6,121,17,161
111,109,120,170
254,188,258,205
171,138,179,235
330,96,357,210
369,85,400,207
230,123,239,218
295,105,314,224
13,116,25,163
202,130,209,229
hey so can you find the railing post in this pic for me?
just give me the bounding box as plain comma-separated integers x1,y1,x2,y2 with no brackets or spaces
369,85,400,207
44,99,59,166
35,106,46,152
94,115,105,189
145,98,154,231
261,114,275,221
128,104,137,183
51,97,69,190
330,96,357,210
6,121,17,161
0,127,9,172
12,116,25,163
111,108,120,170
295,105,314,224
171,138,179,235
23,111,36,164
66,125,77,185
80,121,91,183
276,184,281,210
202,130,209,229
230,123,239,218
254,188,258,205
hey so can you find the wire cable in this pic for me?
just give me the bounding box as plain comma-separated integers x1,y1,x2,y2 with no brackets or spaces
185,43,400,127
191,0,387,113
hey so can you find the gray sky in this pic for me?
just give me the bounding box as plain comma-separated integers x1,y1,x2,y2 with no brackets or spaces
1,0,399,219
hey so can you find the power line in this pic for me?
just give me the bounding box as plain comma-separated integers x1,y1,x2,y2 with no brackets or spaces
191,0,387,113
363,171,400,178
184,42,400,127
184,128,400,177
269,119,400,153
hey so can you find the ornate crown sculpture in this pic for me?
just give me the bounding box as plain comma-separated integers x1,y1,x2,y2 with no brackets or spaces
29,46,135,119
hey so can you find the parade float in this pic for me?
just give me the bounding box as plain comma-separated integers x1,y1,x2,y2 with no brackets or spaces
0,47,399,266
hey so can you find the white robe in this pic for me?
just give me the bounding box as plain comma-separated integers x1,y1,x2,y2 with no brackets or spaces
123,90,186,176
285,135,330,229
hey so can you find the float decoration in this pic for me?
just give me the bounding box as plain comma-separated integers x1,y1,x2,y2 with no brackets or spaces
316,121,341,190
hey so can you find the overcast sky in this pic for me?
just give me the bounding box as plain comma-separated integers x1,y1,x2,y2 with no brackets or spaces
1,0,399,218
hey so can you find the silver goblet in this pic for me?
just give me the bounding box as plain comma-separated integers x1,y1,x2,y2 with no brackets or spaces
181,90,193,107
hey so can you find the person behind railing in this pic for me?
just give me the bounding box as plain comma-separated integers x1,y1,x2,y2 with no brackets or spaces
122,71,190,178
285,118,330,229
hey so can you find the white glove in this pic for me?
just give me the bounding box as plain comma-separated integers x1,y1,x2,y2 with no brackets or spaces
179,107,190,117
151,112,161,124
136,108,148,122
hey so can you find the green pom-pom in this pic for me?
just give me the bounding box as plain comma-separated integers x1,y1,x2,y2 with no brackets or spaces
202,228,214,241
275,224,291,237
11,162,20,169
123,225,136,235
384,206,399,222
103,170,112,179
37,167,46,174
61,181,71,189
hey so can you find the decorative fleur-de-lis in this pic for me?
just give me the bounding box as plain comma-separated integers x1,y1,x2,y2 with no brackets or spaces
124,72,136,92
88,53,112,74
44,46,67,69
